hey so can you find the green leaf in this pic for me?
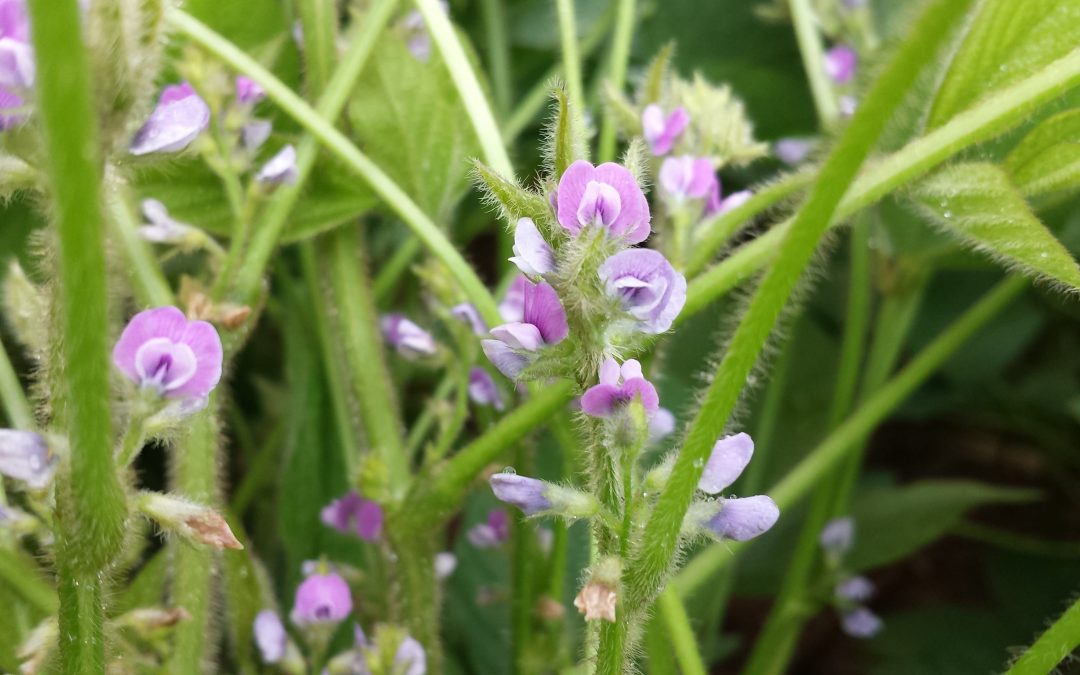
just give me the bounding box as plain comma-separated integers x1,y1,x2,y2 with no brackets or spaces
348,33,480,221
133,159,377,244
1004,108,1080,198
848,480,1039,571
929,0,1080,128
911,162,1080,290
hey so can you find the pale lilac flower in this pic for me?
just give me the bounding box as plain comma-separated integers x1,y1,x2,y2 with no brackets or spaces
820,516,855,556
498,275,529,322
291,571,353,626
555,160,651,244
139,199,196,245
580,358,659,418
451,303,487,336
598,248,686,334
321,490,383,541
253,610,287,664
130,83,211,155
241,119,272,151
235,75,264,104
839,95,858,117
112,306,223,399
774,137,815,166
434,552,457,580
394,635,426,675
468,367,504,411
490,473,553,516
841,606,883,638
824,44,858,84
482,280,568,379
836,576,875,603
0,429,52,489
659,156,715,203
648,407,676,445
382,314,438,359
256,145,298,185
704,495,780,541
698,433,753,495
509,217,555,277
706,181,753,217
467,509,510,548
401,1,447,62
641,104,689,156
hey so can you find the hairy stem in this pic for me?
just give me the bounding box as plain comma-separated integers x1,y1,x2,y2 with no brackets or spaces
788,0,838,125
656,588,708,675
1004,593,1080,675
556,0,585,113
596,0,636,162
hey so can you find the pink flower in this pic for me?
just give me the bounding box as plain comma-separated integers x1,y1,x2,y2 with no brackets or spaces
580,357,659,418
642,104,689,156
824,45,858,84
659,156,715,203
467,509,511,548
235,75,265,104
482,279,568,379
290,571,352,626
112,307,223,400
555,160,651,244
130,83,211,155
321,490,383,541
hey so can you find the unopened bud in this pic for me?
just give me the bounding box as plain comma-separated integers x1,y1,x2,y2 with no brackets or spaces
489,472,598,518
138,492,243,550
116,606,192,635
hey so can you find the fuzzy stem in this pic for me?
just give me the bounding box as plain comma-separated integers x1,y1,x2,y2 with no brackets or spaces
1004,594,1080,675
224,0,400,304
0,336,32,429
656,588,708,675
478,0,512,118
56,570,106,674
674,275,1028,598
556,0,585,113
170,9,503,326
628,0,974,617
683,44,1080,321
414,0,514,179
596,0,635,162
788,0,838,126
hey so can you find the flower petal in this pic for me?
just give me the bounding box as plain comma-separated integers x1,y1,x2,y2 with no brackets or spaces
706,495,779,541
698,433,754,495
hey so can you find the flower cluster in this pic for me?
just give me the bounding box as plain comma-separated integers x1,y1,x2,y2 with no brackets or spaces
820,517,884,638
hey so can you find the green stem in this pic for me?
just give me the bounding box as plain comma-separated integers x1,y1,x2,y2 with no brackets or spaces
373,236,422,303
106,193,175,307
405,374,456,458
323,226,408,491
1004,594,1080,675
682,45,1080,322
170,8,502,326
414,0,514,179
628,0,973,617
656,588,708,675
0,336,32,429
29,0,128,670
674,275,1028,598
596,0,636,162
226,0,400,304
556,0,585,113
478,0,512,118
788,0,838,126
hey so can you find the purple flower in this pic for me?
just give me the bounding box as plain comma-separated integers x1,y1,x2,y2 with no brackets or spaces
235,75,265,104
256,145,298,185
253,610,287,664
382,314,438,359
836,576,875,603
509,217,555,277
489,473,552,516
841,606,883,638
820,516,855,556
774,137,815,166
698,433,753,495
598,248,686,334
130,83,211,155
468,367,504,411
498,275,529,322
139,199,196,245
706,180,753,217
291,571,353,626
112,306,223,400
482,280,568,379
555,160,651,244
467,509,510,548
321,490,383,541
451,303,487,336
704,495,780,542
241,119,272,151
648,407,676,445
0,429,52,489
641,104,689,156
659,156,715,203
394,635,426,675
580,357,659,418
824,44,858,84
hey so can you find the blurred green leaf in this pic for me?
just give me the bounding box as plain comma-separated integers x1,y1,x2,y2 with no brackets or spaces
113,551,167,616
911,162,1080,290
849,480,1040,571
928,0,1080,128
1004,108,1080,199
349,33,480,221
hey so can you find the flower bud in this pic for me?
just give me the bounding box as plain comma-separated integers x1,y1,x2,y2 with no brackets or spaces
321,490,383,541
641,104,689,156
467,509,510,548
489,472,597,518
835,576,875,603
698,433,753,495
137,491,243,550
840,606,883,638
382,314,438,359
255,144,298,186
509,217,555,278
0,430,53,489
129,82,210,155
820,516,855,557
467,367,504,411
703,495,779,542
